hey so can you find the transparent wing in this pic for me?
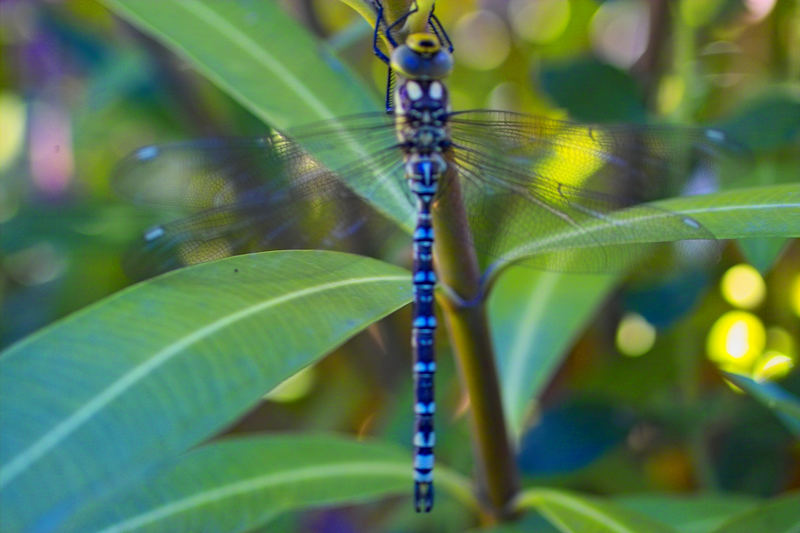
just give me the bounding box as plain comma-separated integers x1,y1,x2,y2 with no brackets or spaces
447,110,733,274
113,114,410,279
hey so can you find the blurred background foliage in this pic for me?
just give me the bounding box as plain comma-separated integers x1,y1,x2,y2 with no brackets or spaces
1,0,799,530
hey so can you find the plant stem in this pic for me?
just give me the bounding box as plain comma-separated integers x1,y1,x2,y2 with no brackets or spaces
433,165,519,519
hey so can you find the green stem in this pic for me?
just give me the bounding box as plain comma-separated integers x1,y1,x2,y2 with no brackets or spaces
433,165,520,519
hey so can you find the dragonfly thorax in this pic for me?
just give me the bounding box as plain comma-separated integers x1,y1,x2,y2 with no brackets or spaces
395,79,451,155
395,79,449,118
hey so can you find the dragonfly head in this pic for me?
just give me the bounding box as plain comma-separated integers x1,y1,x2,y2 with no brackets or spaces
391,33,453,80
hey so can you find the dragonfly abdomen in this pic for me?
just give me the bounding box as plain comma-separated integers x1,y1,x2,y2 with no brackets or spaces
396,77,451,513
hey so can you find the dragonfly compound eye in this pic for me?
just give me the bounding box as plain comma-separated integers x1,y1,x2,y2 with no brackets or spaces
391,34,453,80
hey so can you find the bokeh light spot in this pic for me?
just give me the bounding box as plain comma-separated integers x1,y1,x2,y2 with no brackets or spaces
616,312,656,357
590,0,650,69
0,92,26,171
707,311,766,373
5,243,67,286
656,75,685,115
752,351,794,382
29,101,74,196
720,263,766,309
791,274,800,318
453,10,511,71
745,0,777,22
508,0,571,44
487,81,525,111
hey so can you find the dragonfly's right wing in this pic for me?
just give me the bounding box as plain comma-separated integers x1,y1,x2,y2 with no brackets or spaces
113,115,410,279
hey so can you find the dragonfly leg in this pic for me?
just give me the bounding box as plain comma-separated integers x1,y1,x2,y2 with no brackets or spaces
384,67,396,113
428,10,453,52
372,0,392,63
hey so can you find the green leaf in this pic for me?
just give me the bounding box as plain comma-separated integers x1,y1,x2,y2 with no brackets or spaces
489,268,617,440
733,155,798,271
711,492,800,533
737,238,788,274
517,488,678,533
0,251,411,532
490,184,798,439
491,184,800,275
715,92,800,270
724,373,800,436
103,0,375,127
540,58,646,122
101,0,414,231
65,434,475,533
615,494,759,533
715,92,800,152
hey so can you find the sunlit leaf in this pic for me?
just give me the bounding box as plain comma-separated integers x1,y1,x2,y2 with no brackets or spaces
0,251,410,531
490,184,800,278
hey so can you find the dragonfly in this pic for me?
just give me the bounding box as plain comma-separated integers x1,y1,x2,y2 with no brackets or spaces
114,1,735,513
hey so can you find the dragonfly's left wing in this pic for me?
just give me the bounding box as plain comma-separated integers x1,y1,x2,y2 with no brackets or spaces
447,110,735,274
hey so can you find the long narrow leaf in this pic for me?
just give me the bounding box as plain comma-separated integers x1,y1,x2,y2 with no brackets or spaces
0,251,411,532
711,492,800,533
615,494,759,533
517,488,677,533
492,184,800,273
490,268,616,440
724,373,800,436
102,0,414,229
65,434,474,533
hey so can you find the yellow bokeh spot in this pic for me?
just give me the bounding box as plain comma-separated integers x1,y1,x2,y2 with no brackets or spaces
791,274,800,318
0,92,26,171
752,351,794,382
266,366,316,403
657,75,685,115
508,0,571,44
533,127,606,193
616,312,657,357
707,311,766,373
720,264,766,309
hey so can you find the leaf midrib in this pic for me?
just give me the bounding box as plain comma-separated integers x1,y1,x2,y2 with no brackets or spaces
0,273,408,489
94,461,408,533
